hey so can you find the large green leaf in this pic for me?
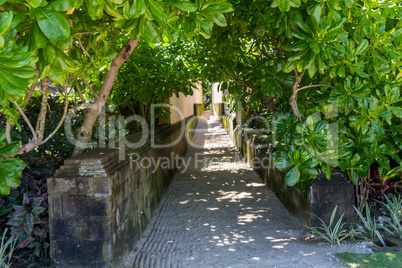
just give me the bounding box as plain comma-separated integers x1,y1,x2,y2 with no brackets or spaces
45,0,83,11
167,0,198,12
278,0,290,12
0,67,29,95
87,0,104,20
132,0,147,17
149,0,169,20
286,166,300,186
25,22,48,50
36,10,70,40
0,141,20,155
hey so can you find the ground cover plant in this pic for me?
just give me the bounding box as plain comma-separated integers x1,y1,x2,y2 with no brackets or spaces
336,252,402,268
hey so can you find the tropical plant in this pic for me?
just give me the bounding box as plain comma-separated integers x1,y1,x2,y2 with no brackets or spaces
0,162,52,263
354,204,386,246
0,0,234,194
111,40,198,121
198,0,402,189
0,228,18,268
305,205,350,245
0,130,25,195
380,194,402,239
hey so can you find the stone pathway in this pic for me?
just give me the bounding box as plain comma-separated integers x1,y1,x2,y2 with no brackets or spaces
124,111,371,268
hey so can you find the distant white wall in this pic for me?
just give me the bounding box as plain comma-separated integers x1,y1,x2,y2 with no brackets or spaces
169,82,203,124
212,82,223,104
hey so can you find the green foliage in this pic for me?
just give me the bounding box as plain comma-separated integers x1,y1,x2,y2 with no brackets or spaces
305,205,350,245
0,130,25,196
0,228,18,268
112,40,198,120
0,0,233,194
354,204,386,246
198,0,402,187
1,163,52,263
379,195,402,239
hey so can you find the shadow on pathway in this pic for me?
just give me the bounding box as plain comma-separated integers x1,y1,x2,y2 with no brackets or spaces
125,111,370,268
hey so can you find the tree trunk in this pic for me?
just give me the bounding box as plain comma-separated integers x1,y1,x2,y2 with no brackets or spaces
73,39,139,155
261,96,276,114
289,68,305,121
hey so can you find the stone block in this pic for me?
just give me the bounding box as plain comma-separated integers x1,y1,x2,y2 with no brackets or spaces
62,195,110,218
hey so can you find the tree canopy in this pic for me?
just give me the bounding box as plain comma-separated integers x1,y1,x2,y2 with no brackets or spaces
198,0,402,189
1,0,402,195
0,0,233,195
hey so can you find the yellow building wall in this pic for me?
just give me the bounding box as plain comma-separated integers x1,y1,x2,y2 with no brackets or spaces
169,82,203,124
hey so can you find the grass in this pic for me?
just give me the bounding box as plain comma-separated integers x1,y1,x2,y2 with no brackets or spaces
336,252,402,268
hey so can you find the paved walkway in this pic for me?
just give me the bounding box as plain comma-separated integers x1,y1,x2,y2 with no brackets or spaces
125,111,370,268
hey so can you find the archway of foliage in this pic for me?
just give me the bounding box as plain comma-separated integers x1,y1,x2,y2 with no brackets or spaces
0,0,233,196
111,40,200,122
198,0,402,193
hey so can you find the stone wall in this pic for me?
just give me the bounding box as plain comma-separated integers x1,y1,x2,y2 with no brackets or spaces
212,103,224,116
48,117,198,267
194,103,204,117
221,115,355,227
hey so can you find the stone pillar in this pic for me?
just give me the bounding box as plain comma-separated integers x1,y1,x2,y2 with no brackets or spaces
48,148,119,267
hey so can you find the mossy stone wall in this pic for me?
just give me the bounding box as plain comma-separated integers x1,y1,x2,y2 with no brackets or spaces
222,114,355,226
48,117,197,267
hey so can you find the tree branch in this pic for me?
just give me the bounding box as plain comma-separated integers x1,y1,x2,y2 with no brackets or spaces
296,84,333,93
82,76,99,99
74,82,86,103
13,101,37,142
36,90,48,143
78,39,92,61
75,31,98,35
24,83,38,104
110,28,117,48
289,68,306,121
5,119,12,143
40,84,69,145
74,39,140,155
116,94,132,107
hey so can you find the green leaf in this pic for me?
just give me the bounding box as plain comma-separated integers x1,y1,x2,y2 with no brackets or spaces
390,107,402,118
45,0,83,11
129,0,146,18
0,141,20,155
0,68,28,95
322,164,331,180
3,158,25,171
211,13,227,27
167,0,198,12
202,2,233,13
5,173,19,188
30,0,43,8
36,10,70,40
0,174,11,195
0,51,32,68
289,0,301,8
0,11,13,36
294,16,312,34
278,0,290,12
87,0,104,20
283,61,296,73
286,166,300,186
355,39,369,56
311,5,322,26
25,22,48,50
302,49,316,69
149,0,169,20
